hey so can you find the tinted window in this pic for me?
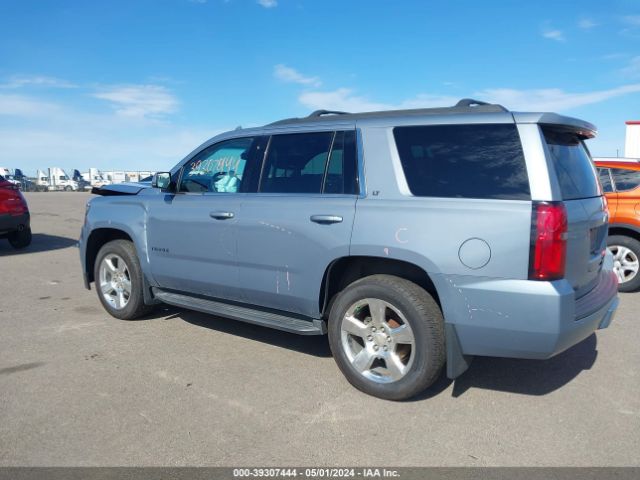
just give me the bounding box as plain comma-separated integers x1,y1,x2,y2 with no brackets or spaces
542,127,600,200
260,132,333,193
180,137,258,193
597,168,614,193
393,124,530,199
323,130,358,194
611,168,640,192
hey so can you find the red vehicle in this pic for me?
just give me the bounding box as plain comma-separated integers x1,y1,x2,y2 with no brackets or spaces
595,158,640,292
0,174,32,249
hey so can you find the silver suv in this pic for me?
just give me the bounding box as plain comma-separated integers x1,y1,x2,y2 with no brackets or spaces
79,99,619,400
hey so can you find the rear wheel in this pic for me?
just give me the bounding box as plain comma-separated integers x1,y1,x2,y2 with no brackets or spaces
608,235,640,292
8,227,32,249
328,275,445,400
94,239,153,319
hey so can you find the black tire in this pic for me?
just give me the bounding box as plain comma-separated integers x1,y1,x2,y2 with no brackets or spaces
64,186,71,191
94,239,153,320
608,235,640,293
8,227,32,249
328,274,445,400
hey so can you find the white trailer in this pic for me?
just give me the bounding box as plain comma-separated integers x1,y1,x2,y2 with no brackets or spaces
81,168,111,190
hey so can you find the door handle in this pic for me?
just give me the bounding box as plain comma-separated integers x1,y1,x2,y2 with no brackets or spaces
310,214,343,224
210,211,234,220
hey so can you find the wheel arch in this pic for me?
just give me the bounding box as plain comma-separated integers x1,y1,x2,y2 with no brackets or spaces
85,228,134,284
608,224,640,243
319,255,442,318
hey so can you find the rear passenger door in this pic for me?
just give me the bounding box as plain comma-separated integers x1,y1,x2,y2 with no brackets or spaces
610,167,640,224
236,130,359,317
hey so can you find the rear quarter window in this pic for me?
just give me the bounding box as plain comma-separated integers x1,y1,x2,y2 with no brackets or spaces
393,124,530,200
542,127,600,200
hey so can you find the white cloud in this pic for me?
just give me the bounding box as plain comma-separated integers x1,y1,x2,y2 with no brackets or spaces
0,75,77,89
601,52,628,60
472,85,640,111
299,88,389,112
542,29,565,41
299,88,460,112
258,0,277,8
0,93,62,116
0,93,219,175
273,64,321,87
621,15,640,26
0,81,221,175
578,18,598,29
92,84,179,119
297,84,640,114
620,56,640,78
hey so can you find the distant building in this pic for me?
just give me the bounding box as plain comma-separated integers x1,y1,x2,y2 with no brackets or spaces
625,121,640,159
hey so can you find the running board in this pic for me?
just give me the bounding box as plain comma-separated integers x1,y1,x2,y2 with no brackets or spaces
152,288,326,335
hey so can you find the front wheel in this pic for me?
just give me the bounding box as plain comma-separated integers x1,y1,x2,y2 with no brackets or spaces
94,239,153,319
608,235,640,292
328,275,445,400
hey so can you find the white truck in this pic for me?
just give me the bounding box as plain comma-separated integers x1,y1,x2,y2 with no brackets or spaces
35,168,79,191
80,168,111,190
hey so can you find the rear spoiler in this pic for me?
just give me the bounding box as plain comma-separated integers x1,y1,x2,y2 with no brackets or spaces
512,112,597,139
91,183,148,196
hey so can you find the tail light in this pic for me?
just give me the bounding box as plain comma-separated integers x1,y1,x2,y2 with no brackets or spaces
529,202,567,281
0,191,28,215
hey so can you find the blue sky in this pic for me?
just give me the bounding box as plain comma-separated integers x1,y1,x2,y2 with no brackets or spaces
1,0,640,175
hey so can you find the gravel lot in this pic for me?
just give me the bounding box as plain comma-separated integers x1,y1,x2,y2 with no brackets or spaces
1,192,638,466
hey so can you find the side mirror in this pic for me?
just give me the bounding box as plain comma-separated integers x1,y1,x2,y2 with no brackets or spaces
152,172,172,191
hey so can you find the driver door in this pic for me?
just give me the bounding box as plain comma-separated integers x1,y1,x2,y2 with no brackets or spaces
146,136,266,301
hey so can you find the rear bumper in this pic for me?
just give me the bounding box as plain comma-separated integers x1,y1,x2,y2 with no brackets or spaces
441,256,619,360
0,212,30,236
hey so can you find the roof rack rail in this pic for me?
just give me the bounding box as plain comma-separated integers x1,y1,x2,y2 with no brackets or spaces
307,109,350,118
265,98,508,127
455,98,507,111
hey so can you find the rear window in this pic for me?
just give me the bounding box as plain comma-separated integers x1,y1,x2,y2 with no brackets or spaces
0,175,4,182
393,124,530,200
542,127,600,200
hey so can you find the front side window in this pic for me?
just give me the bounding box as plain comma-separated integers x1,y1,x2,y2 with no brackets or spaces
393,124,530,200
597,168,614,193
180,137,261,193
611,168,640,192
260,132,334,194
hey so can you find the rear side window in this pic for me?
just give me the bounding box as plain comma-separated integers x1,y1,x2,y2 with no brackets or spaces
597,168,614,193
393,124,530,200
324,130,358,194
611,168,640,192
542,127,600,200
260,131,358,194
